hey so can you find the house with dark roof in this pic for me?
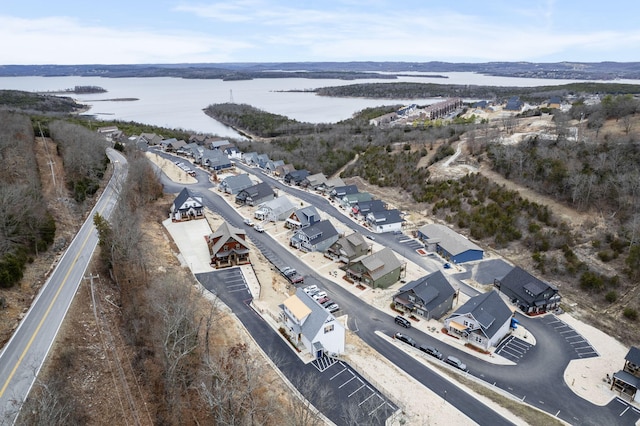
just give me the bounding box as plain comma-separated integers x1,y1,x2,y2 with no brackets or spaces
366,209,404,234
256,154,271,169
219,174,254,195
284,170,310,185
494,266,561,315
170,188,204,221
417,223,483,264
330,184,359,200
235,182,275,206
254,196,297,222
611,346,640,402
161,138,187,152
444,290,514,351
346,248,403,289
285,206,321,230
202,149,232,171
547,96,562,109
205,222,251,269
326,232,370,263
281,288,345,359
351,199,386,220
393,270,457,320
504,96,524,112
290,220,340,253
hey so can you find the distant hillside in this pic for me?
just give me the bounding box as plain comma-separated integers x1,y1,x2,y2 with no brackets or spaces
1,61,640,80
0,90,84,113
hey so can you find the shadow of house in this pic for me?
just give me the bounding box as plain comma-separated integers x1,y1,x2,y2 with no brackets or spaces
290,220,340,253
494,266,561,315
235,182,275,206
417,223,483,264
443,290,514,351
170,188,204,221
281,288,345,359
346,248,404,289
326,232,371,264
205,222,251,269
393,270,456,320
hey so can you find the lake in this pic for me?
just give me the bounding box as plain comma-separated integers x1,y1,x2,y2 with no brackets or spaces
1,73,638,139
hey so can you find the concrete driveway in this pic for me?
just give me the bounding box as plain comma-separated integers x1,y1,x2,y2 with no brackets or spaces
163,218,214,274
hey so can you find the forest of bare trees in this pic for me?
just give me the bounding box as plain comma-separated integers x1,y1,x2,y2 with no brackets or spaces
0,112,56,288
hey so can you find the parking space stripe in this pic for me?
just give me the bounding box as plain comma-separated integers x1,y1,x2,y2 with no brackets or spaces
349,384,366,397
339,375,357,388
330,367,347,380
359,392,376,406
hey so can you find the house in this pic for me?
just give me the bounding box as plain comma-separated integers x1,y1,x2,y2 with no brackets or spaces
219,174,254,195
189,134,208,144
181,142,201,158
242,152,259,166
504,96,524,112
326,232,371,263
160,138,187,152
443,290,514,351
300,173,327,189
275,163,296,177
393,270,457,320
256,153,271,169
138,132,162,146
264,159,285,174
284,170,310,185
235,182,275,206
209,139,234,151
346,248,403,289
224,145,242,160
254,196,297,222
330,184,359,200
96,126,123,143
202,149,232,170
281,288,345,359
494,266,561,315
366,209,404,234
611,347,640,402
316,177,345,194
340,192,372,209
417,223,484,264
170,188,204,221
285,206,321,230
205,222,250,269
290,220,340,253
547,96,562,109
369,112,397,127
351,199,386,220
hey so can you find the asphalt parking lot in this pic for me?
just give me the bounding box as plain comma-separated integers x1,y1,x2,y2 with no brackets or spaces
395,233,425,252
543,315,599,359
494,335,534,364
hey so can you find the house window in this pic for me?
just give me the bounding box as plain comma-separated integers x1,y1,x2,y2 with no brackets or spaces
224,245,228,251
475,336,483,343
324,325,334,333
408,295,415,303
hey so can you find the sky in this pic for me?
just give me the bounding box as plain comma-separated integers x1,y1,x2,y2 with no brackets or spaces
1,0,639,65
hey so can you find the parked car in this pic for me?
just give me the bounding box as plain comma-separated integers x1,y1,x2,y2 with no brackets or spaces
394,315,411,328
321,299,334,307
394,332,416,347
365,235,375,240
303,285,318,294
283,268,297,277
419,344,443,360
243,218,254,227
445,356,467,371
316,296,330,305
254,224,265,232
312,291,327,300
325,304,340,313
443,262,452,269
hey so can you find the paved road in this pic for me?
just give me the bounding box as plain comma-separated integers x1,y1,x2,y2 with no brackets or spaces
0,149,127,422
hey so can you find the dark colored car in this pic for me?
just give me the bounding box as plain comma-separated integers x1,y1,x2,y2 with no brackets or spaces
394,315,411,328
419,344,443,360
394,332,416,347
445,356,467,371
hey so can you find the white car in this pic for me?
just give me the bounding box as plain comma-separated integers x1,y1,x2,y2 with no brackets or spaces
325,303,340,313
304,285,318,294
254,224,265,232
312,291,327,300
243,218,254,227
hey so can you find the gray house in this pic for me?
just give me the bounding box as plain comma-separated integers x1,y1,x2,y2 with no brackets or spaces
254,196,297,222
346,248,403,289
393,270,456,320
290,220,340,253
285,206,321,230
219,174,254,194
326,232,371,263
235,182,275,206
494,266,561,315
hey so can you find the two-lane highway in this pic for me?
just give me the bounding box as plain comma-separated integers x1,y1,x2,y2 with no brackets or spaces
0,148,127,422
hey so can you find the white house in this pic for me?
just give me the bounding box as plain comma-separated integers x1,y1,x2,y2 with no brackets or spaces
254,196,297,222
281,288,345,359
170,187,204,221
365,209,404,233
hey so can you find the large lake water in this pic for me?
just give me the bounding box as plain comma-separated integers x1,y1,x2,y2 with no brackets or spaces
1,72,638,139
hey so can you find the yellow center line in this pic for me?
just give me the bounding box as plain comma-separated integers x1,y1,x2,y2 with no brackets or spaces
0,198,109,399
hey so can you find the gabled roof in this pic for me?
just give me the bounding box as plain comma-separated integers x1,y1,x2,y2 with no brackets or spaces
449,290,512,340
359,248,402,281
626,347,640,366
331,232,367,258
343,192,372,203
265,159,285,169
397,270,456,311
173,187,202,209
353,199,386,214
418,223,482,256
297,220,339,245
239,182,274,199
304,173,327,187
258,196,297,216
322,177,345,189
210,139,231,149
295,288,334,339
505,96,523,111
367,209,403,224
285,169,310,181
499,266,557,304
209,222,249,254
221,174,253,191
332,184,359,197
289,206,320,226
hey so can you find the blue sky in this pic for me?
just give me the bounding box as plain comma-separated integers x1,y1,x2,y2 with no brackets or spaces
2,0,639,64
